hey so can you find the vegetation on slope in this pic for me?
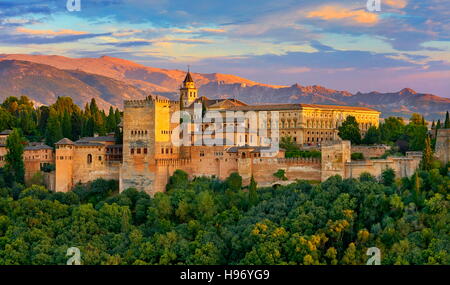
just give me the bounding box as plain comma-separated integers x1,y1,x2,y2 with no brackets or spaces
0,165,448,265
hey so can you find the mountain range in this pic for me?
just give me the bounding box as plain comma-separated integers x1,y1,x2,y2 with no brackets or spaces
0,54,448,119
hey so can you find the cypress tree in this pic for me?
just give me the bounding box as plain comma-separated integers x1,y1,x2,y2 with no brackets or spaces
45,109,63,147
106,106,116,132
114,108,121,125
62,110,72,139
445,111,450,128
84,116,95,137
248,175,258,207
71,111,83,140
5,129,25,183
421,136,433,171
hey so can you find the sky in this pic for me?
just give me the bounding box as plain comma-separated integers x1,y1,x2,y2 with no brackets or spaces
0,0,449,96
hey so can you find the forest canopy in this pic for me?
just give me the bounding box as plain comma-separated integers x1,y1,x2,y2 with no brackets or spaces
0,166,448,265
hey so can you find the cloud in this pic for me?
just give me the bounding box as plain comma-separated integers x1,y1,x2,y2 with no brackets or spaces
0,32,112,45
161,38,214,44
198,28,226,34
306,5,379,25
385,0,408,9
279,67,312,73
100,40,153,47
16,27,88,36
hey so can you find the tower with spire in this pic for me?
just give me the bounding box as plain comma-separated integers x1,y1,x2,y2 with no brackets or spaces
180,69,198,109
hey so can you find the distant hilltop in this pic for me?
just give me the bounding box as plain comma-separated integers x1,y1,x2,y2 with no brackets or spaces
0,54,449,120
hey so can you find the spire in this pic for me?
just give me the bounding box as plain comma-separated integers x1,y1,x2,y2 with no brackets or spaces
183,68,194,83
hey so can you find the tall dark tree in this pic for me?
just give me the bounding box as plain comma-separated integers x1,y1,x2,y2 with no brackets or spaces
248,175,258,207
62,111,72,139
71,111,83,140
362,126,381,145
106,106,116,132
421,136,433,171
445,111,450,128
381,168,395,187
5,129,25,183
37,106,50,135
114,109,121,126
338,116,361,145
83,117,95,137
45,109,63,147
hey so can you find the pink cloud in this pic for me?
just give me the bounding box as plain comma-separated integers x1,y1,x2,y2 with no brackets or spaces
16,27,88,36
307,6,379,25
385,0,408,9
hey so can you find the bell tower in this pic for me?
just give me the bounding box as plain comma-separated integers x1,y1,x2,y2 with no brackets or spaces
180,70,198,109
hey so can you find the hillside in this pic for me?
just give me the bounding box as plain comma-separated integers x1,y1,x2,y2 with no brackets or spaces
0,60,147,109
0,54,449,119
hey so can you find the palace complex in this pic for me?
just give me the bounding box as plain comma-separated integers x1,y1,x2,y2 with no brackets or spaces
0,72,431,195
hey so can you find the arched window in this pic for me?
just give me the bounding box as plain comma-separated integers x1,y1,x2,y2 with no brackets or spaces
87,154,92,164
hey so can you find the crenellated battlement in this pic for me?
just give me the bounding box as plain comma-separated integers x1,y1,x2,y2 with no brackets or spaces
124,98,153,108
124,95,178,108
252,157,321,164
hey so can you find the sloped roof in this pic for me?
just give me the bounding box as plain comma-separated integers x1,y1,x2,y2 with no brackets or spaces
25,143,53,150
185,97,248,109
0,129,13,135
74,141,104,147
183,71,194,83
55,138,74,145
77,136,116,143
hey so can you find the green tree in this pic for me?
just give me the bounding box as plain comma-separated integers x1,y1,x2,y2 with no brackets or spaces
0,107,15,131
248,175,258,207
61,111,72,139
379,117,405,143
338,116,361,145
71,111,83,140
363,126,381,145
273,169,288,181
106,106,117,132
381,168,395,186
421,136,433,171
445,111,450,128
195,191,217,220
5,129,25,183
225,172,242,191
410,113,426,126
45,109,63,147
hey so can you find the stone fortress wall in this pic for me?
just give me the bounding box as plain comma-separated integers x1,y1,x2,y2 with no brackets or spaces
435,128,450,164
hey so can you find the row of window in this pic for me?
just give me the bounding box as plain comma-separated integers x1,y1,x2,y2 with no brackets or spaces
130,148,148,155
25,155,50,160
106,148,122,154
131,130,148,136
57,156,73,160
130,148,176,155
307,137,333,142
